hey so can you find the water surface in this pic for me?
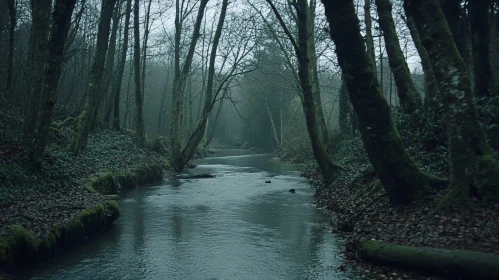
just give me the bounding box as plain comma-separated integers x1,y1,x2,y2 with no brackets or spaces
21,149,361,280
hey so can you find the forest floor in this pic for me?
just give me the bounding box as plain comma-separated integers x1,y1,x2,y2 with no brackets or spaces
0,128,174,242
299,136,499,280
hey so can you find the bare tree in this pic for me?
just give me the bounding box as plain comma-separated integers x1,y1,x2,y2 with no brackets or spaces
375,0,422,113
31,0,78,167
264,0,341,185
133,0,145,144
70,0,118,154
170,0,209,169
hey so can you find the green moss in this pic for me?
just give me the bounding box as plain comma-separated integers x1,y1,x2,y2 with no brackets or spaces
106,200,120,221
359,239,382,256
88,172,120,195
0,227,38,270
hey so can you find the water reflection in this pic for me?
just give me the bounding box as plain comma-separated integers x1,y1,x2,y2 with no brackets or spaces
20,149,363,280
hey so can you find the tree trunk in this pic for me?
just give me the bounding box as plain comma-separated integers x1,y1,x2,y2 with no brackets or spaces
405,0,499,206
404,15,440,103
111,0,132,130
157,57,171,135
308,0,330,144
23,0,52,148
321,0,445,205
364,0,376,69
440,0,465,56
173,0,226,171
132,0,144,145
31,0,77,167
69,0,117,154
375,0,422,113
359,240,499,280
170,0,209,170
294,0,339,185
141,0,152,99
203,92,225,150
266,97,280,148
5,0,16,93
338,76,350,134
102,1,122,125
265,0,340,185
469,0,495,97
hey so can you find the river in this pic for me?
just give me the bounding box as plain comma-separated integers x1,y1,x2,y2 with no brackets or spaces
20,149,362,280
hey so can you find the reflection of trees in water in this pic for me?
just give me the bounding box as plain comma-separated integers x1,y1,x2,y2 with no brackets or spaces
239,192,327,275
132,188,146,278
170,206,183,242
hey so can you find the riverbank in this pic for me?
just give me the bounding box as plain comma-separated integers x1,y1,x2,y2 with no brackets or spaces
0,129,174,272
300,135,499,279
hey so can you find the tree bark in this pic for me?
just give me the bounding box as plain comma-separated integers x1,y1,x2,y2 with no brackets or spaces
404,15,440,103
308,0,330,144
375,0,422,113
173,0,227,171
338,75,350,134
31,0,77,167
102,1,122,125
5,0,16,93
321,0,445,204
364,0,376,70
359,240,499,280
203,91,225,150
469,0,495,97
23,0,52,148
133,0,144,145
111,0,132,130
440,0,466,57
405,0,499,206
170,0,209,170
70,0,117,154
141,0,153,99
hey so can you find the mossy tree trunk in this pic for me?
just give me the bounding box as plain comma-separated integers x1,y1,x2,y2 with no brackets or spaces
439,0,464,56
375,0,422,113
69,0,117,154
469,0,495,97
359,240,499,280
110,0,132,130
405,0,499,206
338,75,351,135
174,0,228,171
102,1,121,126
132,0,145,145
404,15,440,103
321,0,445,205
265,0,340,185
31,0,78,167
23,0,51,148
170,0,209,170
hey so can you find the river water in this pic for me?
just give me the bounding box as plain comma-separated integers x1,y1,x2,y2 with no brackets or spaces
21,149,361,280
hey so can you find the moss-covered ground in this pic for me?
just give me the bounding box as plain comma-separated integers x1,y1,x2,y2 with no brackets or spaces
0,128,175,272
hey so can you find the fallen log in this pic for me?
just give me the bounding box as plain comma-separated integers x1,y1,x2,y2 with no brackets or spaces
359,240,499,280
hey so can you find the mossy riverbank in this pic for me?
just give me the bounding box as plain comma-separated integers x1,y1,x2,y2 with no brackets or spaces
0,129,175,272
